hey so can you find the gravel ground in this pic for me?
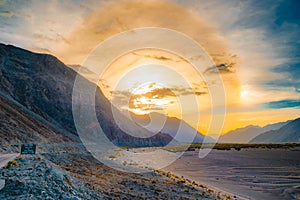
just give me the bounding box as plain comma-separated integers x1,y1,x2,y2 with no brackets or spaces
0,153,217,200
0,155,103,200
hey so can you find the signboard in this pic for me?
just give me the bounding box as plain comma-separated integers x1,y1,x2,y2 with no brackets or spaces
21,144,36,155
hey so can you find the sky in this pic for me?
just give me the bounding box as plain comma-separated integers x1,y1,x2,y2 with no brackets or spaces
0,0,299,134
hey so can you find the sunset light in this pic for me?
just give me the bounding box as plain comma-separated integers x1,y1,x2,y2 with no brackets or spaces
0,1,299,199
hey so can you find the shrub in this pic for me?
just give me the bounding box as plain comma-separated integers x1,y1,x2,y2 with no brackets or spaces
5,160,18,169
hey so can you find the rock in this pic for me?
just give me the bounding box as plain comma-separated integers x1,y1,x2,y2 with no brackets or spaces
0,156,104,199
0,179,5,190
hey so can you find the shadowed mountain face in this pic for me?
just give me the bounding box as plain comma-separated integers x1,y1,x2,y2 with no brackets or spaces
0,43,172,147
0,93,73,152
250,118,300,143
219,121,290,143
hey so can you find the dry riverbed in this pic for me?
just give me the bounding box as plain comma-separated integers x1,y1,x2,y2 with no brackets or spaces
114,146,300,200
164,148,300,200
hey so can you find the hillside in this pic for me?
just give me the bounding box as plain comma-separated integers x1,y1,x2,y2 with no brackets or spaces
0,43,172,147
0,93,74,153
219,121,290,143
250,118,300,143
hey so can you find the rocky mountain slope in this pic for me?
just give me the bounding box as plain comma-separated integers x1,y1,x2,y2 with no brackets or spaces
250,117,300,143
0,93,74,153
0,43,172,147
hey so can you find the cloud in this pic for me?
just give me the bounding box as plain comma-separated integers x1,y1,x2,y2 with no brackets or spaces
111,84,206,112
204,63,235,75
29,47,52,54
0,0,7,6
32,33,70,44
111,89,165,111
0,0,87,58
111,85,206,100
262,99,300,109
0,11,13,17
54,0,235,67
131,52,185,63
0,10,31,18
264,62,300,93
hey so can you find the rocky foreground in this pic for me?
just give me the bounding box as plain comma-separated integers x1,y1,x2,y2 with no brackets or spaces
0,152,219,200
0,155,103,200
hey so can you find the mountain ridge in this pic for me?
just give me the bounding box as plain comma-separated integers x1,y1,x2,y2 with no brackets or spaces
131,112,215,143
219,120,291,143
250,117,300,143
0,43,173,147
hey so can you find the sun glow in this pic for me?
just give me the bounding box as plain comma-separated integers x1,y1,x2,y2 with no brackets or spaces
129,83,176,115
241,90,249,98
99,48,233,134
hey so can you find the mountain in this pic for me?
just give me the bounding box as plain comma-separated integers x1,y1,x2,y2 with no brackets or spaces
131,112,215,143
0,93,73,152
0,43,172,147
219,121,290,143
250,117,300,143
68,64,98,83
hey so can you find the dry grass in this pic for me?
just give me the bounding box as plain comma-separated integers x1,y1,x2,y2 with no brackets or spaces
162,143,300,152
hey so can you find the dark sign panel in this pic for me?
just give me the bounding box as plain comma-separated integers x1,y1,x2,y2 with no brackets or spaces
21,144,36,155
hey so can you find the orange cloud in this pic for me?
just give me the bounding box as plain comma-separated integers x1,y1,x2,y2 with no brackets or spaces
55,0,238,69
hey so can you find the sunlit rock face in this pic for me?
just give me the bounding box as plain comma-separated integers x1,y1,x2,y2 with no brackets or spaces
0,43,173,147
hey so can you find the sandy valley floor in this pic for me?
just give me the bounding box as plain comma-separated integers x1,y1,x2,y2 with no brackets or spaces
163,148,300,200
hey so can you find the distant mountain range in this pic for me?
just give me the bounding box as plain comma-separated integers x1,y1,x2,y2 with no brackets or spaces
131,112,215,143
0,43,173,147
219,120,291,143
250,118,300,143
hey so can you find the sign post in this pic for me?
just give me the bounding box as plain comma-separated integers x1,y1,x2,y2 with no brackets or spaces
21,144,36,155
